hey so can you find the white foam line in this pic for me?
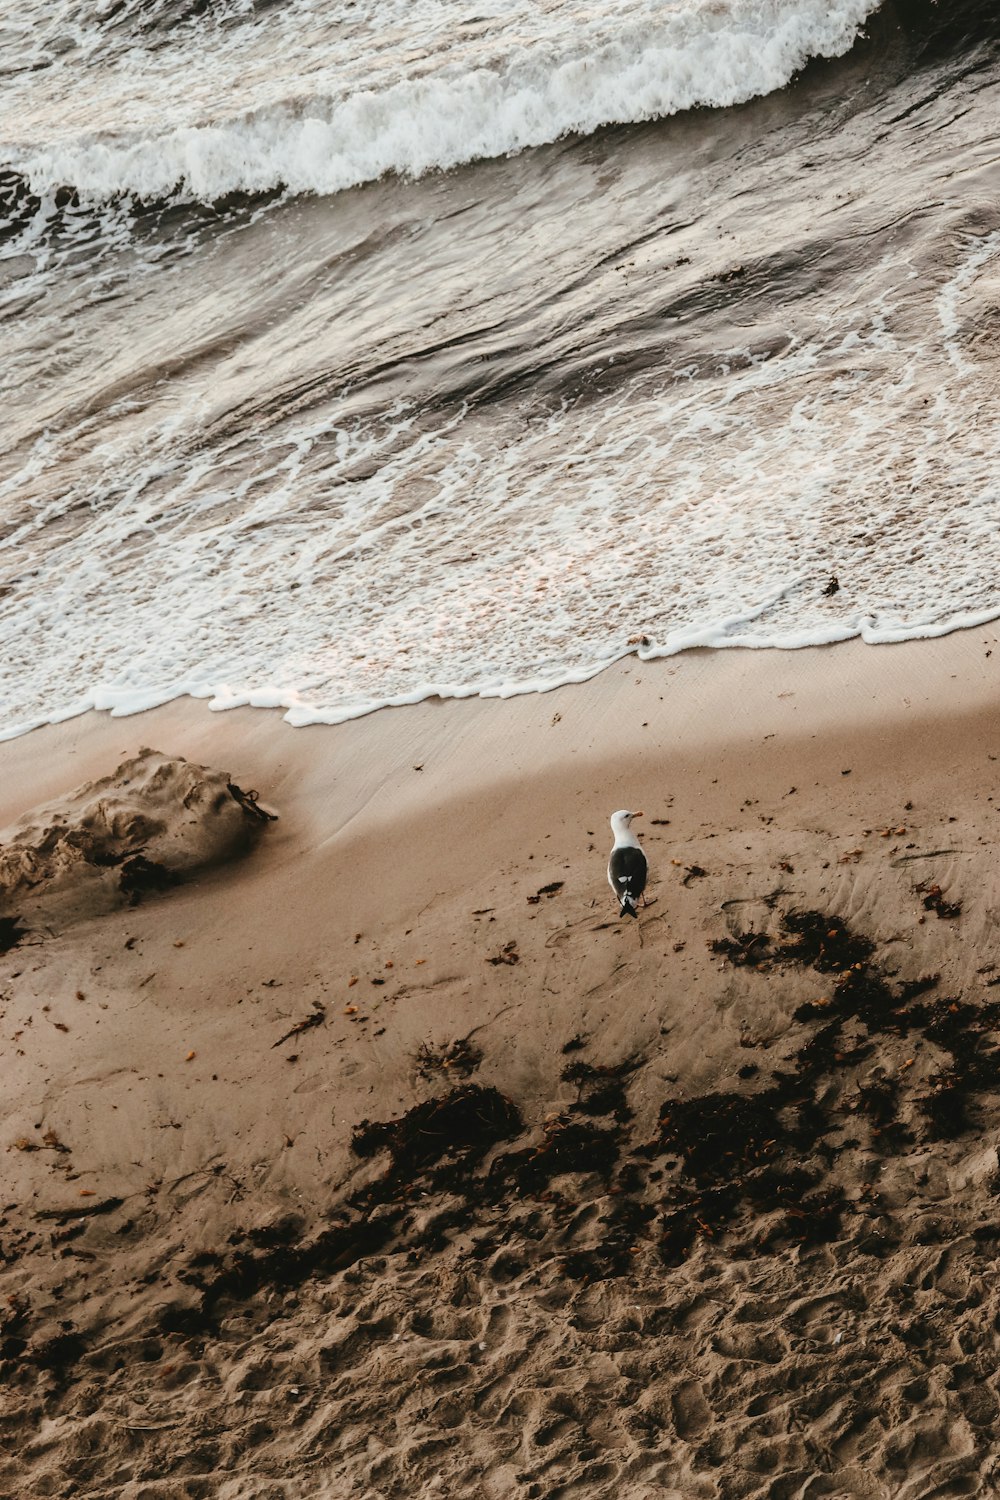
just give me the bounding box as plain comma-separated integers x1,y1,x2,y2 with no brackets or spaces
6,0,875,204
3,604,999,745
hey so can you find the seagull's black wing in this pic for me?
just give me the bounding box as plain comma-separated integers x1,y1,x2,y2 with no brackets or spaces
608,846,648,912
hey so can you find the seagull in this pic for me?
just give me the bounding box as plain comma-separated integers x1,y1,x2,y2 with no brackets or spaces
608,809,647,919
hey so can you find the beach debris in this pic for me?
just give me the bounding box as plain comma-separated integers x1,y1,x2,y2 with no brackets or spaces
627,634,650,646
777,910,875,971
838,848,863,863
415,1036,483,1080
711,927,771,968
822,576,840,596
353,1085,522,1178
271,1002,326,1050
226,782,278,822
185,1050,196,1062
681,864,708,886
915,881,962,919
487,940,520,965
712,909,875,976
490,1116,621,1195
562,1055,639,1121
527,881,564,904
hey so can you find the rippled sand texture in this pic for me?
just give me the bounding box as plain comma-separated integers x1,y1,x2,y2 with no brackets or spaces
2,633,1000,1498
2,3,1000,733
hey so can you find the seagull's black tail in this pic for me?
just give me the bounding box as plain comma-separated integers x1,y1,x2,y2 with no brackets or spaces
619,896,639,919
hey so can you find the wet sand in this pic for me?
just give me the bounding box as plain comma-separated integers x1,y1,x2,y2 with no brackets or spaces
2,628,1000,1499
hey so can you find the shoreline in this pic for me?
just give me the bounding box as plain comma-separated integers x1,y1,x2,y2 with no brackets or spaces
3,624,1000,833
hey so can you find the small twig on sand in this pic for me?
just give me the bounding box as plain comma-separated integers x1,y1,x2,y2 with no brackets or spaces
272,1002,326,1050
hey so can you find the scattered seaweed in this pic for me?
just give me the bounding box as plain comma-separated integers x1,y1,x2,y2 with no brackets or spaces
527,881,564,904
713,909,875,975
352,1086,523,1182
710,928,772,968
490,1117,621,1194
414,1036,483,1080
227,782,278,822
916,881,962,920
775,910,875,972
656,1091,787,1185
855,1073,902,1132
15,896,1000,1378
561,1056,639,1121
487,941,520,966
272,1002,326,1050
561,1197,655,1281
910,997,1000,1138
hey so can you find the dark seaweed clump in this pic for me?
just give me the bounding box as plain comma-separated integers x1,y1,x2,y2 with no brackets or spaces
916,881,962,920
352,1085,523,1183
561,1055,639,1121
711,909,874,973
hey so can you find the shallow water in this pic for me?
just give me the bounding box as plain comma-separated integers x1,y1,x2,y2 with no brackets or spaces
1,0,999,735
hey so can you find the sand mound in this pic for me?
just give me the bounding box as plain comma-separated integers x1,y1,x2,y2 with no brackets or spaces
0,749,275,936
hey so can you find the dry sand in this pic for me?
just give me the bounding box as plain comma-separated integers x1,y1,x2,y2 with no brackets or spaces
2,629,1000,1499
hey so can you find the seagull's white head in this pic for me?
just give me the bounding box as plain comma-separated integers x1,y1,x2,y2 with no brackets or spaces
610,809,643,836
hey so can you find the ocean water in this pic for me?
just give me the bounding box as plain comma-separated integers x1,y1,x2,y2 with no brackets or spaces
1,0,998,736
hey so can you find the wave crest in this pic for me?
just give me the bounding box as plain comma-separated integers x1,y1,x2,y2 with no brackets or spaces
7,0,876,204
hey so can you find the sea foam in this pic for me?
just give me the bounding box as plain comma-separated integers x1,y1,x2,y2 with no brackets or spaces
5,0,876,203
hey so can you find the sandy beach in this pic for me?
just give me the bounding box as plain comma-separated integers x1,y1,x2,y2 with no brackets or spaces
3,628,1000,1499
